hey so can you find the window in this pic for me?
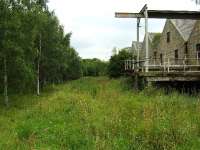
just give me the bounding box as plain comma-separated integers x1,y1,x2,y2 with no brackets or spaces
167,32,170,43
196,44,200,59
175,49,178,59
154,51,157,60
184,42,188,55
175,49,178,64
160,53,163,65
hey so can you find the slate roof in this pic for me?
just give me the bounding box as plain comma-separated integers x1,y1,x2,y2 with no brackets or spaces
132,41,143,51
170,19,196,41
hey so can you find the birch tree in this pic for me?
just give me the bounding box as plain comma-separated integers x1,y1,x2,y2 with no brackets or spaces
0,0,82,105
0,0,9,106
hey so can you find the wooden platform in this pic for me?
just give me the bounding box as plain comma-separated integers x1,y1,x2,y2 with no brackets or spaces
125,59,200,82
139,71,200,82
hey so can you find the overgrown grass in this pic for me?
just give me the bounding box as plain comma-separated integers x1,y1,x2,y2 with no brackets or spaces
0,77,200,149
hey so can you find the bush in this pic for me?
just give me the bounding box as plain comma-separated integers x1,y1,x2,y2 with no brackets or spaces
17,122,35,141
108,49,133,78
81,58,108,77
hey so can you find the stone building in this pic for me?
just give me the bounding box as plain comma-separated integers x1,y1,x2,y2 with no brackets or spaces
156,19,196,65
140,32,161,64
188,20,200,65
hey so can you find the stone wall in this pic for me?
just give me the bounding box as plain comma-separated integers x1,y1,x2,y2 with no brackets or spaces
157,20,186,65
139,20,200,66
188,21,200,65
140,36,154,65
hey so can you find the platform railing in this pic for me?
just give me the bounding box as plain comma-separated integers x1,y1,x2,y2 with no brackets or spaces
124,58,200,73
124,60,135,71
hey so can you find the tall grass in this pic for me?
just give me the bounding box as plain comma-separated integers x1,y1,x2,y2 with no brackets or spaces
0,77,200,149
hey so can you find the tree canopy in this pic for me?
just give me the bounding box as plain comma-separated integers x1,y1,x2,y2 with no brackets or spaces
81,58,108,77
108,49,132,78
0,0,82,104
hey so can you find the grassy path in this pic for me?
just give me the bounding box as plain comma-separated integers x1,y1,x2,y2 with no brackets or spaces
0,77,200,149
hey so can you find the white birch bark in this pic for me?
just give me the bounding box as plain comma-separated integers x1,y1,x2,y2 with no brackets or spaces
37,34,41,96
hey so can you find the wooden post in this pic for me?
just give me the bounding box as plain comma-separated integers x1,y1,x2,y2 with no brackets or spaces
124,60,126,70
144,5,149,73
183,57,186,72
163,54,166,72
132,60,135,70
4,56,8,107
134,73,139,90
168,58,170,72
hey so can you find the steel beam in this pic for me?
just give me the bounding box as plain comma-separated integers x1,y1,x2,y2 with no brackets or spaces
115,12,144,18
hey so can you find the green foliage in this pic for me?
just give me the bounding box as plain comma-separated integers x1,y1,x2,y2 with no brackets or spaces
82,58,108,76
17,122,35,141
0,0,82,93
0,77,200,149
108,49,132,78
152,33,161,49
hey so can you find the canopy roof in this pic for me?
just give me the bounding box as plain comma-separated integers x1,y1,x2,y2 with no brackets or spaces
148,10,200,19
115,7,200,19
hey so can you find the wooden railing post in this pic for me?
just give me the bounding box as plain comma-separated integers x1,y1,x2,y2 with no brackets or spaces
167,58,170,73
163,55,166,72
125,61,126,70
183,57,186,72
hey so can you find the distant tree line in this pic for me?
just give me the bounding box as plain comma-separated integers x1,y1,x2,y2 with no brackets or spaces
81,58,108,76
0,0,82,106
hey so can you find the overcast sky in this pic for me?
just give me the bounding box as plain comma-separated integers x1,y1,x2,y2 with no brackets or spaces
48,0,199,60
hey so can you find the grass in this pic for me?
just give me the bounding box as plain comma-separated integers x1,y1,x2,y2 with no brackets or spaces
0,77,200,149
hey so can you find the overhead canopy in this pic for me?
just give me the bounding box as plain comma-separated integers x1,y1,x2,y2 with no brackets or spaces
148,10,200,19
115,10,200,19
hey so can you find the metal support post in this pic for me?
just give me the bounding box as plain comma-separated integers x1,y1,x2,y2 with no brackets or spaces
137,18,140,68
144,5,149,72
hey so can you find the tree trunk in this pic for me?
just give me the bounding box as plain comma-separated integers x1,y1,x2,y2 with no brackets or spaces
37,34,41,96
4,56,9,107
37,56,40,96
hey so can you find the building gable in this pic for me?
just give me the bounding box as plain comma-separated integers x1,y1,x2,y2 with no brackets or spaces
170,19,196,41
140,32,161,60
157,19,190,60
188,20,200,58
